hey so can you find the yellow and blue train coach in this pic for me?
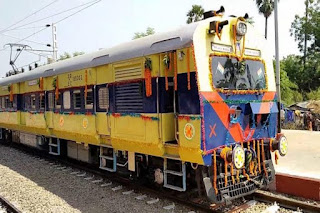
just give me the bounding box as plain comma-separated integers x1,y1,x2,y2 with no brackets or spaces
0,10,288,203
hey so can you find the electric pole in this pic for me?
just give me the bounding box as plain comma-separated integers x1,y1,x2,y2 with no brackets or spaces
52,23,57,61
274,0,281,132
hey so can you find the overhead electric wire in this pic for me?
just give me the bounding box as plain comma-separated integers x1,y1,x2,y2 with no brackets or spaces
54,0,101,24
0,0,58,34
2,25,48,32
6,0,100,32
0,33,49,46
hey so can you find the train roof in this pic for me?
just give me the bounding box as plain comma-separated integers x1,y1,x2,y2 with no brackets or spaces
0,21,200,86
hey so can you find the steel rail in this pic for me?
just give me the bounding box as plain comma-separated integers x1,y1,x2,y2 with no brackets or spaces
0,195,21,213
251,190,320,213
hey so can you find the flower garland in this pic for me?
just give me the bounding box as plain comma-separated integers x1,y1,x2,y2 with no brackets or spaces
261,140,268,177
53,77,59,100
215,21,222,40
144,58,152,97
110,112,159,121
163,54,171,91
208,52,269,94
9,84,13,102
85,70,88,99
269,138,279,165
177,115,201,121
213,150,218,195
203,99,276,104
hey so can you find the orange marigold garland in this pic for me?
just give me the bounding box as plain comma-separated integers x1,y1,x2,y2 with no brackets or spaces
144,57,152,97
213,150,218,195
9,84,13,102
230,145,235,184
257,140,261,173
215,21,222,40
85,70,88,99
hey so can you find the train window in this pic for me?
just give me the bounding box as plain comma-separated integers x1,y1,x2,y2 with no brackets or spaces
13,96,17,109
98,87,109,110
63,91,71,109
48,92,54,110
0,97,3,109
39,93,45,110
55,92,61,109
73,90,81,109
31,94,36,109
85,89,93,109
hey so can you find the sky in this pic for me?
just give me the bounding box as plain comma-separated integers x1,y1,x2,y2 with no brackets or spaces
0,0,306,77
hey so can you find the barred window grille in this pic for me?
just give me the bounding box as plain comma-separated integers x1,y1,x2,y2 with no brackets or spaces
39,93,45,110
48,92,54,110
115,82,143,113
98,87,109,110
85,89,94,109
73,90,81,109
31,95,36,109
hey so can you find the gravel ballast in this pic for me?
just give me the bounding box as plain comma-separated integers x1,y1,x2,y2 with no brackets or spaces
0,145,194,213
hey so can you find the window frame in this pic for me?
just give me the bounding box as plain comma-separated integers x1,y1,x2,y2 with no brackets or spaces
54,92,61,110
85,88,94,110
73,90,82,110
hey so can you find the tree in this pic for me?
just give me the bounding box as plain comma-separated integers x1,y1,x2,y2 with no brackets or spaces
59,51,85,61
133,27,155,39
73,51,85,57
254,0,275,39
59,52,71,61
186,5,204,24
290,0,320,61
290,0,320,94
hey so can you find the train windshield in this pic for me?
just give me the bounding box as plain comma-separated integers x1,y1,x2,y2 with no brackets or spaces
210,56,266,90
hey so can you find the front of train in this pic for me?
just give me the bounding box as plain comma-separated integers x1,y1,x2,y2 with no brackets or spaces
192,12,288,203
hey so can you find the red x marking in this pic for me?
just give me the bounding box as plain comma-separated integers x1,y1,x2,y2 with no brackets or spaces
209,123,217,138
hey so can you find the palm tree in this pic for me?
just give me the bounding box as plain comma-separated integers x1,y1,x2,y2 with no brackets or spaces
255,0,275,39
186,5,204,24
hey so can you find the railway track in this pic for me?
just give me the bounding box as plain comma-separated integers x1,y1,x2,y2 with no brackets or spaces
1,143,319,213
0,195,21,213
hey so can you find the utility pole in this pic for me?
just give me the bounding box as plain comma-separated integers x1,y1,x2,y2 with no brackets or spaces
274,0,281,132
52,23,58,61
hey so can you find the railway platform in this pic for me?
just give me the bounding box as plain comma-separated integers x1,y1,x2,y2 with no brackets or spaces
272,129,320,201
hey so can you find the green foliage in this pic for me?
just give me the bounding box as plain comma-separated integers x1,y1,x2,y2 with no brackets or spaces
59,52,71,61
307,88,320,100
254,0,277,39
290,0,320,54
59,51,85,61
133,27,155,39
73,51,85,57
186,5,204,24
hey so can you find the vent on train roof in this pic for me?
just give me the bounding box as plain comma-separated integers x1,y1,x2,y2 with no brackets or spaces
150,37,181,51
114,61,142,82
115,82,143,113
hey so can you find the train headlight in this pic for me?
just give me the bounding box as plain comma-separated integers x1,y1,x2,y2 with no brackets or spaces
278,136,288,156
232,145,245,169
236,21,247,36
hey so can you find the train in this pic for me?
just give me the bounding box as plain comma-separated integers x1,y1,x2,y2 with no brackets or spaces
0,8,288,204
